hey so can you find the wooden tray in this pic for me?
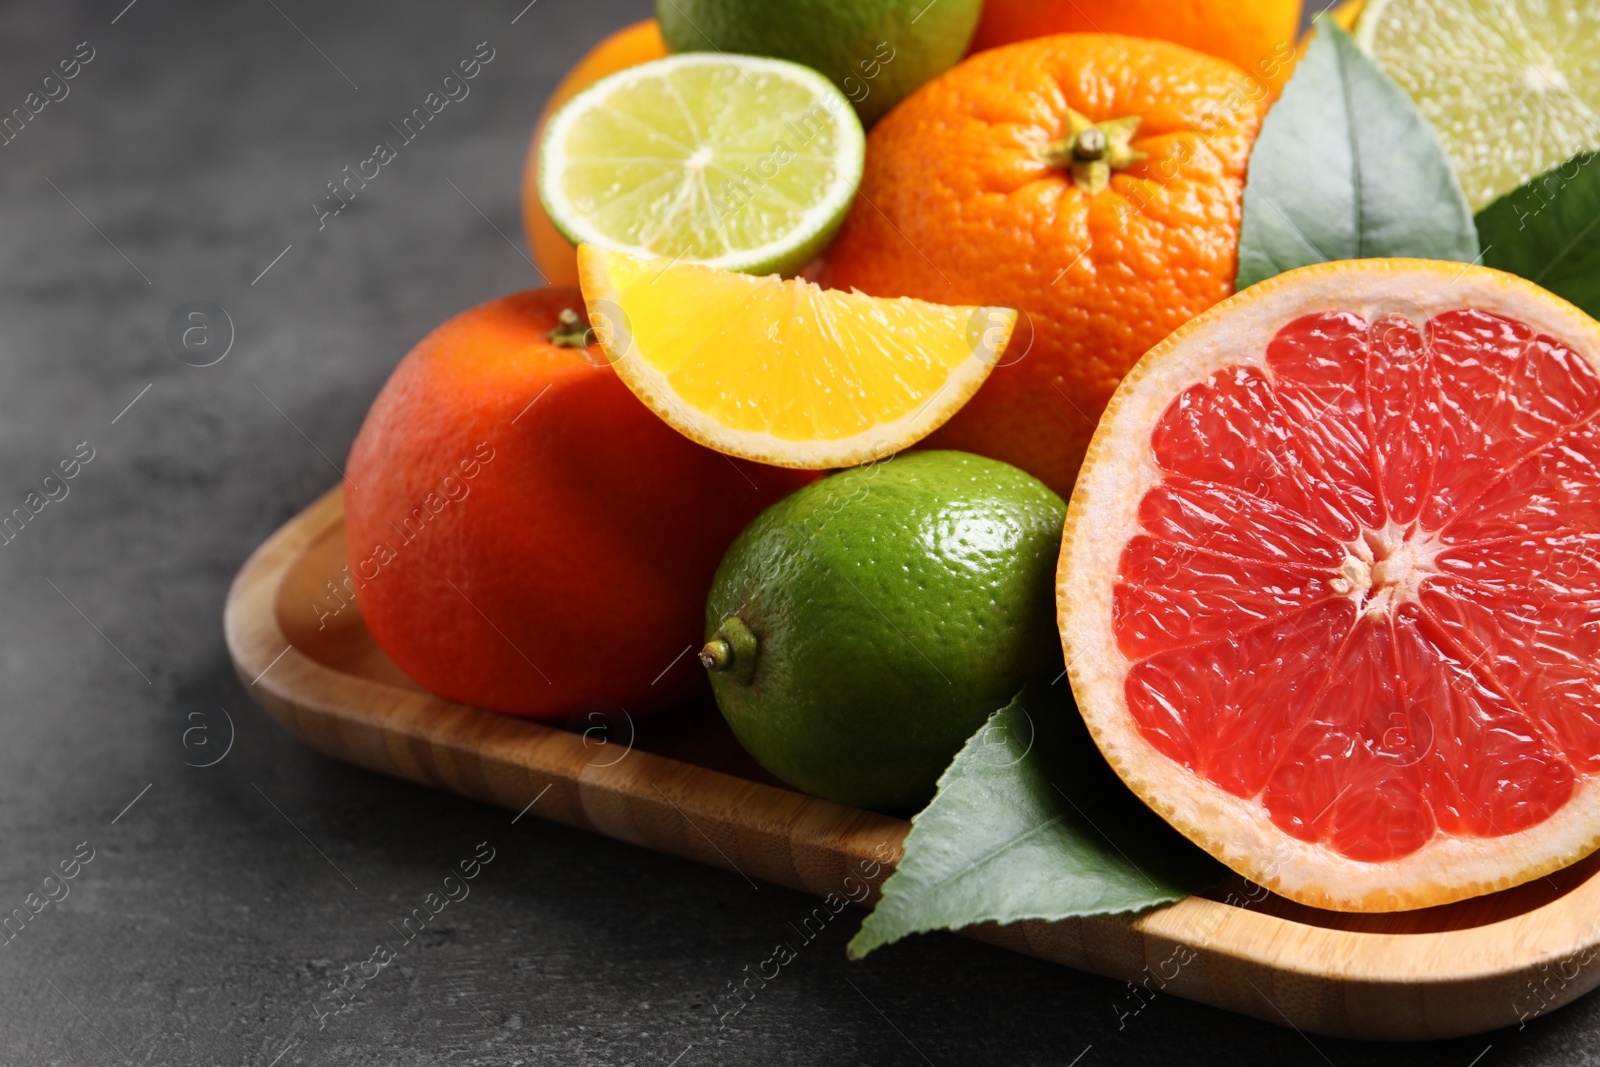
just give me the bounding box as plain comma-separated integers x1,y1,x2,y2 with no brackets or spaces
225,487,1600,1041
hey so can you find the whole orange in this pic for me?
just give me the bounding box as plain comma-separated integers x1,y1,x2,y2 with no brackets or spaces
822,35,1269,498
345,287,811,720
522,20,668,287
971,0,1303,95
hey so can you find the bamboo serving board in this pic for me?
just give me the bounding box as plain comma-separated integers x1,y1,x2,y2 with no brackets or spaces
225,487,1600,1041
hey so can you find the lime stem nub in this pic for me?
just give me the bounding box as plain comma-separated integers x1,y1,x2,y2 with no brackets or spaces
701,615,759,686
699,639,732,671
548,308,592,349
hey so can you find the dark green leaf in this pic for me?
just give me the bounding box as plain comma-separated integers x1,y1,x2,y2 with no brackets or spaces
1477,152,1600,319
1235,17,1478,289
848,680,1224,959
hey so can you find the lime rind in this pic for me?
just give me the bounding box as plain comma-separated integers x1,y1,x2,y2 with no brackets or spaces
1355,0,1600,211
538,53,865,277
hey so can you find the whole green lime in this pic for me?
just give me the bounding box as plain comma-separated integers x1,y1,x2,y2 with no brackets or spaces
654,0,982,126
700,451,1066,813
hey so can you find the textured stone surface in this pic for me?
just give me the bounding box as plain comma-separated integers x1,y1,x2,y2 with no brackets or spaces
0,1,1591,1063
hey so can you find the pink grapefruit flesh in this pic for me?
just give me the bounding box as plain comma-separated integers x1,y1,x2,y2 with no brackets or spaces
1059,260,1600,911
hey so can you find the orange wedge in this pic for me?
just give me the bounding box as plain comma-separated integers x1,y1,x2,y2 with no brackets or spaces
576,246,1016,469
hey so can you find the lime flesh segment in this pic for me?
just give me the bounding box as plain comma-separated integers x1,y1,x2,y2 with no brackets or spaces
1356,0,1600,211
539,54,865,276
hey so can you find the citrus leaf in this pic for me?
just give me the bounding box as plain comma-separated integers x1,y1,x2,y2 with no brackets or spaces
1477,152,1600,319
847,680,1225,959
1235,17,1478,289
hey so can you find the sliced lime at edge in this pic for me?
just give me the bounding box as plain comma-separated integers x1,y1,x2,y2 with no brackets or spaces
1355,0,1600,212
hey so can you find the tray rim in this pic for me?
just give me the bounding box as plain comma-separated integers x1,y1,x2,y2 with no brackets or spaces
224,485,1600,1039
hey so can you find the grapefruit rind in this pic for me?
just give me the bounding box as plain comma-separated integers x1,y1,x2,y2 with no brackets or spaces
1058,259,1600,912
577,245,1012,470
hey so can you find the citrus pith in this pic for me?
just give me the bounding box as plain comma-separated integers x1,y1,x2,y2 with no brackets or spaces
1060,259,1600,912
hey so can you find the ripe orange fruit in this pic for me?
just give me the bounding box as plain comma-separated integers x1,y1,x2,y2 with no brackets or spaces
1059,259,1600,912
522,21,668,287
345,287,811,720
971,0,1304,96
823,35,1269,498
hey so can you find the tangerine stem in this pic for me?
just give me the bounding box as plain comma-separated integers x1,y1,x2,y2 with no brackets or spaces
1041,109,1147,194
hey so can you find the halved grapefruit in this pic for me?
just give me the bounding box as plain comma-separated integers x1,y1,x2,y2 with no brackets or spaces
1059,259,1600,912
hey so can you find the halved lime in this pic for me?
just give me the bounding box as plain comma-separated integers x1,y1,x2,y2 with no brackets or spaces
1356,0,1600,210
538,53,865,277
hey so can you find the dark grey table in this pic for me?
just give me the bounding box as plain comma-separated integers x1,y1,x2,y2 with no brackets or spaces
0,2,1589,1064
